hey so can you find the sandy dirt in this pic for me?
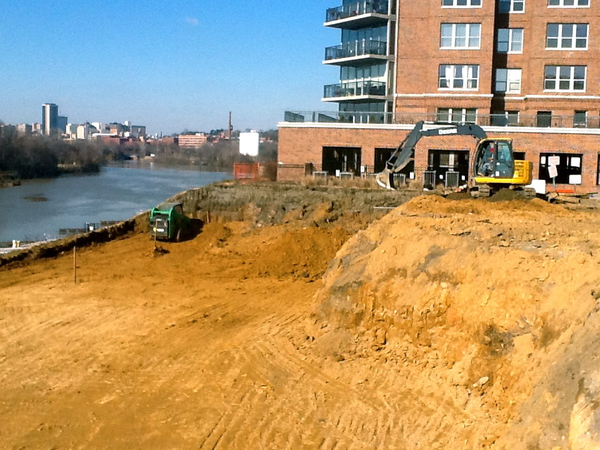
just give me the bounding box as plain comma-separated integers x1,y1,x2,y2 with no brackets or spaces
2,185,600,449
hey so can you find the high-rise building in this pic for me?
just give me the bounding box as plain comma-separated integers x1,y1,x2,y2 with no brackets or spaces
278,0,600,193
319,0,598,126
42,103,59,136
322,0,394,123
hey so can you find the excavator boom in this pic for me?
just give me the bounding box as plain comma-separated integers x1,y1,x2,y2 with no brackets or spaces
376,121,487,190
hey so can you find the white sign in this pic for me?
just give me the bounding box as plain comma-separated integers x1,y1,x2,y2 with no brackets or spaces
548,156,560,166
548,165,558,178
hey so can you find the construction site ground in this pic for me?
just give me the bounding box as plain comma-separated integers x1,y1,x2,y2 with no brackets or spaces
2,181,600,449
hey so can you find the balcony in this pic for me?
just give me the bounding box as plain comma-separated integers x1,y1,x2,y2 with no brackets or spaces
325,1,391,29
324,40,388,65
323,81,387,101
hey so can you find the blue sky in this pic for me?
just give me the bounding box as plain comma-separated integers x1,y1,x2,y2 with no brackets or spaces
0,1,337,135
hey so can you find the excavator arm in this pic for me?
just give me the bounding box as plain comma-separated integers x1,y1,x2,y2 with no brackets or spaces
376,121,487,190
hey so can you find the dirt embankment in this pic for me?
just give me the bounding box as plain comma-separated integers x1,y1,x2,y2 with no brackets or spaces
2,182,600,449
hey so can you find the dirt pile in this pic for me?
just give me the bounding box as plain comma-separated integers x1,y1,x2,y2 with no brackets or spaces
308,194,600,448
2,183,600,449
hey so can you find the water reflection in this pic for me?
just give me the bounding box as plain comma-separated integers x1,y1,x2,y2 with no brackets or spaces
0,162,231,242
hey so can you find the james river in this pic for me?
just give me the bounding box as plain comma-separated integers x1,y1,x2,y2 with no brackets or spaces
0,161,231,243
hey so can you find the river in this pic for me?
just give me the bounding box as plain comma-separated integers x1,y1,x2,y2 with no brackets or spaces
0,162,231,243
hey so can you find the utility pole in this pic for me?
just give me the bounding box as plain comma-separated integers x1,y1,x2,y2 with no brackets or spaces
228,111,233,140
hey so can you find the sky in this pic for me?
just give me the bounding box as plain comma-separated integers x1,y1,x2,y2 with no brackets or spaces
0,1,338,136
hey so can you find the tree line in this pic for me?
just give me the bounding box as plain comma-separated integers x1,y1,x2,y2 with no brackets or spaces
0,135,105,179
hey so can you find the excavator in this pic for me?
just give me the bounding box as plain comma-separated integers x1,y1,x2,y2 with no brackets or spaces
375,121,534,197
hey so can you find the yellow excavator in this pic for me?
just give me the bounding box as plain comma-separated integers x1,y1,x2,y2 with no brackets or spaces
376,121,534,197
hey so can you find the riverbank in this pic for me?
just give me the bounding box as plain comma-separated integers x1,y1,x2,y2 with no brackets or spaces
0,180,415,268
3,181,600,448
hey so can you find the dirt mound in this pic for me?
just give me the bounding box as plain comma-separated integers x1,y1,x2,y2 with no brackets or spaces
4,185,600,449
308,194,600,448
249,226,350,281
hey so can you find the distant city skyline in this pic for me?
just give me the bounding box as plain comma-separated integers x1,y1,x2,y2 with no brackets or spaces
0,1,336,135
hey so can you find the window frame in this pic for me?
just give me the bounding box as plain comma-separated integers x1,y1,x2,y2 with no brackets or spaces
438,64,480,90
539,153,583,184
440,23,481,49
497,28,524,54
442,0,482,7
546,23,589,50
544,65,587,92
499,0,525,13
574,110,588,127
491,111,520,126
495,68,522,94
548,0,589,7
437,107,478,123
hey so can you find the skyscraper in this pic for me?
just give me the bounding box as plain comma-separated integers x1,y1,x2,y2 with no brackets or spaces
42,103,58,136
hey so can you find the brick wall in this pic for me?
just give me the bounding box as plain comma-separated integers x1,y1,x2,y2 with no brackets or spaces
393,0,600,118
278,124,600,193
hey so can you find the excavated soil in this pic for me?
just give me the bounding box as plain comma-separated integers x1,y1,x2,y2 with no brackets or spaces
2,182,600,449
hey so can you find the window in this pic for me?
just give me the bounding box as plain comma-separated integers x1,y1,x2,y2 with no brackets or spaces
437,108,477,123
539,153,583,184
544,66,586,91
497,29,523,53
574,111,587,127
549,0,589,6
491,111,520,126
439,65,479,90
495,69,522,94
440,23,481,49
322,147,362,176
537,111,553,127
546,24,588,49
499,0,525,12
442,0,482,7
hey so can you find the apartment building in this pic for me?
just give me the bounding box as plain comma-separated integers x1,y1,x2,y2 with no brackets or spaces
278,0,600,193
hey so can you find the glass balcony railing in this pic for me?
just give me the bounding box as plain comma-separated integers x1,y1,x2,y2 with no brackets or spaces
324,81,387,99
326,1,389,23
283,111,600,129
324,40,387,61
284,111,392,124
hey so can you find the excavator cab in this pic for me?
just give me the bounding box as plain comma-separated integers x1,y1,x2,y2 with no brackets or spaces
472,138,534,197
474,139,514,179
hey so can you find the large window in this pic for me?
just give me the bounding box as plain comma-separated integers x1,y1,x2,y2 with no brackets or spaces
437,108,477,123
322,147,362,176
549,0,589,6
491,111,520,126
439,65,479,90
442,0,481,6
440,23,481,49
499,0,525,12
497,29,523,53
546,24,588,49
544,65,586,91
539,153,583,184
495,69,522,94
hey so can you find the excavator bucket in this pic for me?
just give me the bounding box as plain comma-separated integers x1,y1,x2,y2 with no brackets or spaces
376,168,395,190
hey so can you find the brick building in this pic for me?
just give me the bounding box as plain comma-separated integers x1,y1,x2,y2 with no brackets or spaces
278,0,600,193
177,133,207,149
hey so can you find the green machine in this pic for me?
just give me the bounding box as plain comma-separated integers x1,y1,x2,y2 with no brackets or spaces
149,202,192,241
